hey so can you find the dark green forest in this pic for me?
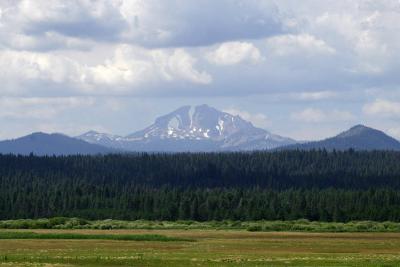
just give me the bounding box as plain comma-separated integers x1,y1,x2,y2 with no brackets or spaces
1,150,400,222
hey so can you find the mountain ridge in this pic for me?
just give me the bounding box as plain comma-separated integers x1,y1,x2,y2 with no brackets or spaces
281,124,400,151
0,132,116,156
1,106,399,155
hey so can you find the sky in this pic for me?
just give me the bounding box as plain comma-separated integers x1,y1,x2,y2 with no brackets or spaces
0,0,399,141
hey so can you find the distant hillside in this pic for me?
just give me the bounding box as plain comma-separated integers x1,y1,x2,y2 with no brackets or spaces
282,125,400,151
0,132,116,156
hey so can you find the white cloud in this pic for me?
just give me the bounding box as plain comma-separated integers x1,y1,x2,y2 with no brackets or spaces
313,12,390,74
287,1,400,75
292,91,337,101
223,108,269,128
1,0,400,97
159,49,212,84
0,50,84,95
118,0,282,47
363,99,400,117
3,31,94,51
207,42,262,65
88,46,212,90
0,97,94,119
0,1,400,141
266,34,336,56
0,45,211,96
291,108,355,123
11,0,126,38
0,0,283,50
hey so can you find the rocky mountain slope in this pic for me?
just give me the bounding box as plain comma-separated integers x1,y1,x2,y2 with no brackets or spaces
78,104,296,152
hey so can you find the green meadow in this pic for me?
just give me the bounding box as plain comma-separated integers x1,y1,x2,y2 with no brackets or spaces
1,227,400,266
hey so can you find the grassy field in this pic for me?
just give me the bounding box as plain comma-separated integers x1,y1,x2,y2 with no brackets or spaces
0,231,192,242
0,229,400,266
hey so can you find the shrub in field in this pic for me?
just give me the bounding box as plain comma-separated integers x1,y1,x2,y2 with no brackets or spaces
247,225,262,232
2,218,400,232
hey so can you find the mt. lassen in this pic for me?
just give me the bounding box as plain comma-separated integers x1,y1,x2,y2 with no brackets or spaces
78,104,296,152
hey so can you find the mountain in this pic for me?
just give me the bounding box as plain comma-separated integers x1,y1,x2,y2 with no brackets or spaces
2,114,399,155
77,130,126,149
78,104,296,152
281,125,400,151
0,132,116,156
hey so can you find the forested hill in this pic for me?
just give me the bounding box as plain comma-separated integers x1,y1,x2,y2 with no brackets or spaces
2,151,400,221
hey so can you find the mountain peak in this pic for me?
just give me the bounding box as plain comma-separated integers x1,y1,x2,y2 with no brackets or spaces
27,132,68,140
283,124,400,151
81,105,296,151
349,124,371,131
350,124,368,130
337,124,379,138
30,132,52,136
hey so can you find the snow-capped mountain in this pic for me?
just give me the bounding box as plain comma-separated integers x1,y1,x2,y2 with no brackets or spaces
78,104,296,152
77,130,126,149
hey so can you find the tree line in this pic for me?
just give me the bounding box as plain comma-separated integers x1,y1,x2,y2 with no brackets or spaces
1,150,400,221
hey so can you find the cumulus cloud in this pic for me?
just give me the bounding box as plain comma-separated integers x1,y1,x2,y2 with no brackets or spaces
363,99,400,117
3,32,95,51
87,46,212,91
0,45,211,96
0,0,284,50
0,0,400,140
0,50,85,96
294,1,400,73
291,108,355,123
5,0,127,40
118,0,283,47
207,42,262,65
1,0,400,97
266,34,336,56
